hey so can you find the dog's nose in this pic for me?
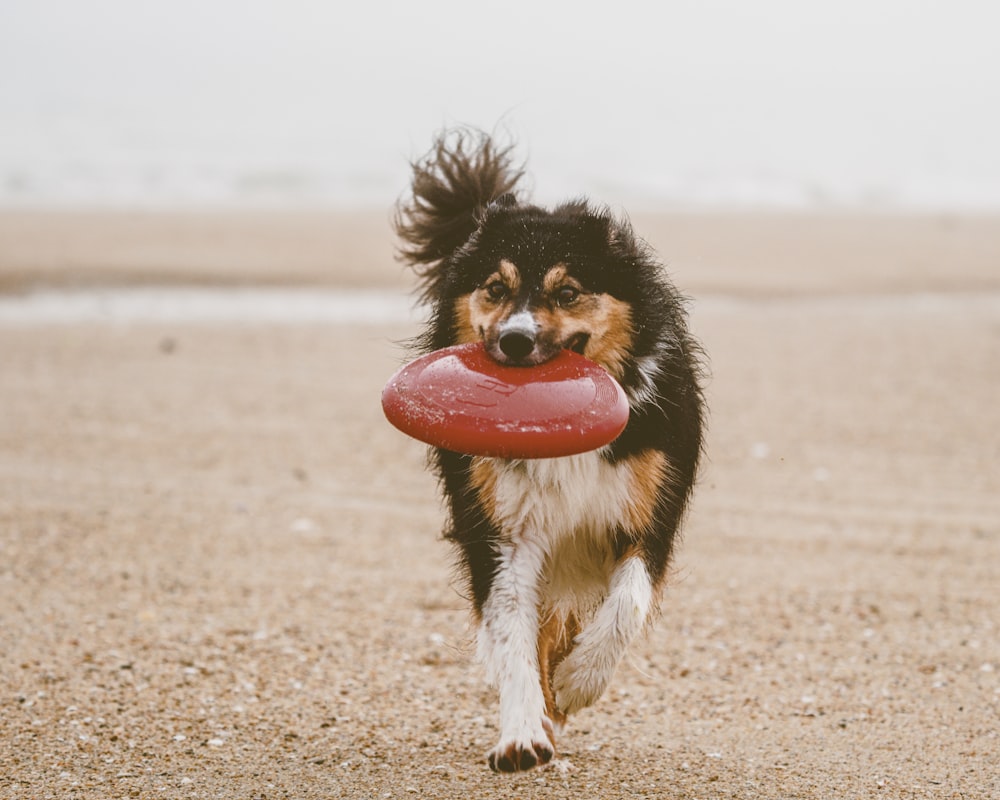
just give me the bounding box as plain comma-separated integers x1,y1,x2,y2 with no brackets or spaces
498,330,535,360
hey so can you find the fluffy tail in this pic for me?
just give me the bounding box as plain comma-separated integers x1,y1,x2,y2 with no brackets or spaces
395,129,523,300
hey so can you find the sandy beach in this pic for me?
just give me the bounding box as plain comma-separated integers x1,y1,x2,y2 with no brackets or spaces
1,210,998,799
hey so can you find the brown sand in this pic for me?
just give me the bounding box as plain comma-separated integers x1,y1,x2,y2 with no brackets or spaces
1,211,998,798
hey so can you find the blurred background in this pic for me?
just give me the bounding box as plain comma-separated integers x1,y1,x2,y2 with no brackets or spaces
4,4,1000,796
3,0,999,212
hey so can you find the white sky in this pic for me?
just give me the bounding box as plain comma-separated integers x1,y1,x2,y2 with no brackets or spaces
2,0,999,207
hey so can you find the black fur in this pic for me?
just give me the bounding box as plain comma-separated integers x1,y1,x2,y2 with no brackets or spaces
395,130,523,304
395,128,705,612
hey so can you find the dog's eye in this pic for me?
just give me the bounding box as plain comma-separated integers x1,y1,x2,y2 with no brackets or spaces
556,286,580,306
485,281,508,301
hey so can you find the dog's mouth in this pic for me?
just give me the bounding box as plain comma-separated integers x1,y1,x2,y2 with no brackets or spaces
566,333,590,356
483,329,591,366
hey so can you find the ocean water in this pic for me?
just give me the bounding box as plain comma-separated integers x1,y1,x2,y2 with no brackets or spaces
0,287,424,325
2,0,999,211
2,287,998,326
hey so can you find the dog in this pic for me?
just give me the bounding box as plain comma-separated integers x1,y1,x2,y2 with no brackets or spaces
394,130,705,772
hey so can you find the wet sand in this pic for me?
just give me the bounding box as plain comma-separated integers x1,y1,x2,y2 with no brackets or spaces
1,211,998,798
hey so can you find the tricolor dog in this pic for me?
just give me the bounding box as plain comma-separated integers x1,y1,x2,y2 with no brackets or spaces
395,130,705,772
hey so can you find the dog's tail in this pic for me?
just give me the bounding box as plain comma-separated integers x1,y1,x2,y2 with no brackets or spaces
395,129,523,300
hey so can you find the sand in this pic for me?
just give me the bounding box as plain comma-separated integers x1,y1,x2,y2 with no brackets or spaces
1,210,998,799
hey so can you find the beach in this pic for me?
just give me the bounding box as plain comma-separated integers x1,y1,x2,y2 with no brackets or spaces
1,210,998,799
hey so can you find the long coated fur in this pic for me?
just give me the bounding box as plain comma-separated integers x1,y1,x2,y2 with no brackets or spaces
395,129,705,773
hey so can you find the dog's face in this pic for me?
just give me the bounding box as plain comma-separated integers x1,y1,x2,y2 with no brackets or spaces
446,208,637,379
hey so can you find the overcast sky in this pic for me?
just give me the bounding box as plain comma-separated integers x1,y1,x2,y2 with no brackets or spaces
2,0,999,208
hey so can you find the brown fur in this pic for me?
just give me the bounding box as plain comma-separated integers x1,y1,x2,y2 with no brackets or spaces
534,293,634,379
498,259,522,292
452,294,481,345
537,611,580,729
468,457,500,524
624,449,673,533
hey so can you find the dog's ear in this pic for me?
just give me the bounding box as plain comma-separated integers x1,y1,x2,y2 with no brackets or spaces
554,200,634,252
395,130,524,301
474,192,520,227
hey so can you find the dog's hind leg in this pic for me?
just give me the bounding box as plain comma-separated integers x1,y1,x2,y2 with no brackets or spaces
552,556,653,715
478,540,556,772
537,610,580,732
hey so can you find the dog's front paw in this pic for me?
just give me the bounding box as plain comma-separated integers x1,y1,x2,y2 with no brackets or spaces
553,649,613,716
487,718,555,773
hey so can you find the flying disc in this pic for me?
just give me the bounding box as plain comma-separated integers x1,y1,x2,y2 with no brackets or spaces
381,342,629,458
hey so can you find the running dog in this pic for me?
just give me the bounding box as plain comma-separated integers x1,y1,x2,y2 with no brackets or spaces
394,130,705,772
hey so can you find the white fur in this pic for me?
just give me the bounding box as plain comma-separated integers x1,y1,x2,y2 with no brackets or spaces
629,353,662,406
627,334,671,408
485,453,632,544
477,452,653,764
553,556,652,713
478,539,553,766
499,310,538,337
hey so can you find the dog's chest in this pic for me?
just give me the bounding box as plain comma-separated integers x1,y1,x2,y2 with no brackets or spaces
483,452,631,544
477,452,633,606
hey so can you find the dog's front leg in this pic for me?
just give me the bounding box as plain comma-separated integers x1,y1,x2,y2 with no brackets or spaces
553,555,653,715
478,540,554,772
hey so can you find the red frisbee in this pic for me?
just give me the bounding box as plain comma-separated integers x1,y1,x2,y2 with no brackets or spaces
381,342,629,459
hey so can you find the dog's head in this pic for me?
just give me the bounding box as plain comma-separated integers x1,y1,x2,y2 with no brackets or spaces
439,199,648,380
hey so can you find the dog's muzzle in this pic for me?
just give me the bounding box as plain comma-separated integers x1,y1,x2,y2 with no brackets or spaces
497,312,537,361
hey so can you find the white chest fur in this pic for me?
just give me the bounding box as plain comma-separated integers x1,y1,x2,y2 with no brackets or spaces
482,451,634,608
487,452,629,536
